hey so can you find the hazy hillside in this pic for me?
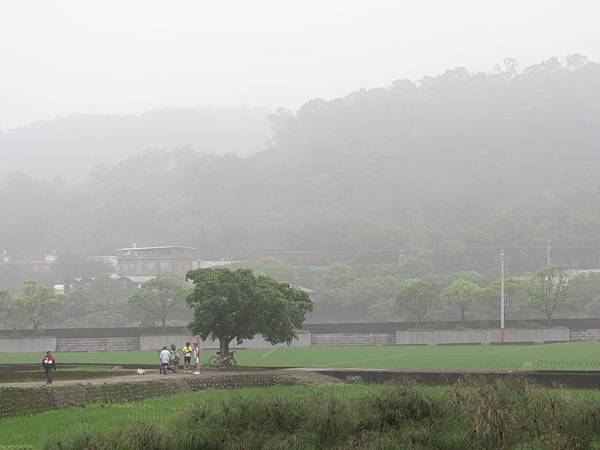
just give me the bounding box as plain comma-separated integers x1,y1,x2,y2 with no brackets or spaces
2,56,600,275
0,107,272,181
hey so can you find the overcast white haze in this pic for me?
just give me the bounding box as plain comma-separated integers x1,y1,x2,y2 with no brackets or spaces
1,0,599,130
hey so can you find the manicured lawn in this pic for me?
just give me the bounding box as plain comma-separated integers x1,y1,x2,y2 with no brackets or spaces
2,342,600,370
0,385,376,448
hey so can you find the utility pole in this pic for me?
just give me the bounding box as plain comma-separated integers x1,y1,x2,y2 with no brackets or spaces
546,240,552,266
500,248,506,342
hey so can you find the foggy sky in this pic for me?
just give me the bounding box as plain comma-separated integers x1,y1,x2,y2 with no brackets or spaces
1,0,599,130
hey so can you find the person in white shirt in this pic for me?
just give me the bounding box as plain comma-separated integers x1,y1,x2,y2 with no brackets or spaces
159,346,171,375
193,342,201,374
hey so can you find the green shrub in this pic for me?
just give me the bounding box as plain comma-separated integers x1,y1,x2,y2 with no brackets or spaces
43,423,169,450
361,383,434,431
43,379,600,450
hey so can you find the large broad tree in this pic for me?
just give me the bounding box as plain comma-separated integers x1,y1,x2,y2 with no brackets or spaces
186,268,313,353
339,275,401,309
64,276,137,327
394,278,441,326
441,279,482,323
525,265,570,325
128,275,192,330
314,263,357,304
8,281,63,332
483,277,523,319
568,272,600,315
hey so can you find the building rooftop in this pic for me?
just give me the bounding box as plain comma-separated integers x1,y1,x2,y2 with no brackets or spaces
117,245,196,251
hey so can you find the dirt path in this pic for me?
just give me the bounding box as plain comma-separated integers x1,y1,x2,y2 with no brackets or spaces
0,368,342,389
4,366,600,390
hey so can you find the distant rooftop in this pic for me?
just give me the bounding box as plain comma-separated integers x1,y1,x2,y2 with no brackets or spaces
117,245,196,251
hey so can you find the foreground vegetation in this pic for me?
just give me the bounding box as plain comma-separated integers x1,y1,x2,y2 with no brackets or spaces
0,385,374,448
3,342,600,371
5,380,600,449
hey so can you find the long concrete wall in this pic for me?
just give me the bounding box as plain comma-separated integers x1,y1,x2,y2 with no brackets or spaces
395,327,569,345
139,332,312,351
0,337,57,353
4,318,600,338
570,329,600,341
0,328,571,353
56,337,140,352
311,332,395,346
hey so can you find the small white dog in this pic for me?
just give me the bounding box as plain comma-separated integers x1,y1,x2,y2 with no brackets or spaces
136,368,146,375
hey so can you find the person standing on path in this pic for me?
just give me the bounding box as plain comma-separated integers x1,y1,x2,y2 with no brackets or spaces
193,341,201,374
169,343,180,373
41,351,56,385
159,346,171,375
181,342,193,374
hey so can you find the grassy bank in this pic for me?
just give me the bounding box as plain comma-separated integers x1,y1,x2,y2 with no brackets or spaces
6,380,600,449
0,385,376,448
3,380,600,449
2,342,600,370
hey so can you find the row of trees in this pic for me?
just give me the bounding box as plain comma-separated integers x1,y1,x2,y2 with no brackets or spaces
394,265,569,326
247,258,596,324
0,268,315,354
0,264,591,334
0,276,192,332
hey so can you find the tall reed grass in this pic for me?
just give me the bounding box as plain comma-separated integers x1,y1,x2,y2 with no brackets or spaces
43,378,600,449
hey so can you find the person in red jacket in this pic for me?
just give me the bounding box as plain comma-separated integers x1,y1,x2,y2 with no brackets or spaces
41,351,56,385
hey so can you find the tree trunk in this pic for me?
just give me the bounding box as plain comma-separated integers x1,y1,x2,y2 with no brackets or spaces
546,313,552,326
460,309,465,324
32,321,42,336
219,338,231,354
415,315,422,329
161,317,167,332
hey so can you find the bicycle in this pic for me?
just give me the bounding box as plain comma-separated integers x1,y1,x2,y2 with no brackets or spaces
208,350,238,369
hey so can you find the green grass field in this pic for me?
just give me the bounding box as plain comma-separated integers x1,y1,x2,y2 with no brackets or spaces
0,385,376,448
2,342,600,370
2,382,600,449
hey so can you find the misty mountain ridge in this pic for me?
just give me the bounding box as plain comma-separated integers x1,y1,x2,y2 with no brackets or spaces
2,56,600,274
0,107,273,181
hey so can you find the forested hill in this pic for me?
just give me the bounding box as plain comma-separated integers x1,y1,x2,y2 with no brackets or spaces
2,56,600,274
0,107,272,181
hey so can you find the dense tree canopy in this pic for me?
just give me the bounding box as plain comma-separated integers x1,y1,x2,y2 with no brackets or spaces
483,277,524,320
394,279,442,325
441,279,482,323
7,281,63,332
186,268,313,352
525,265,571,325
569,273,600,315
128,275,192,330
64,276,135,327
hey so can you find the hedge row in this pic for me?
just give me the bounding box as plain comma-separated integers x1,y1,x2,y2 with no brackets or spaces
0,374,282,419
